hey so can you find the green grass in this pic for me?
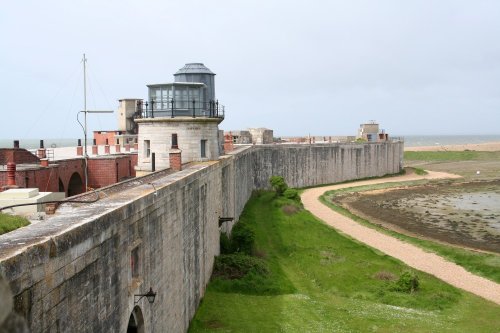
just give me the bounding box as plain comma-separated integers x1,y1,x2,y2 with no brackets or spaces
321,183,500,284
0,213,30,235
404,151,500,161
189,192,500,332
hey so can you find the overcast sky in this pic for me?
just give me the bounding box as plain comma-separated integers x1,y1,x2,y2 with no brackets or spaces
1,0,499,139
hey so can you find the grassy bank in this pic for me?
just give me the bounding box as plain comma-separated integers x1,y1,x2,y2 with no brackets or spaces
321,183,500,284
404,151,500,161
189,192,500,332
0,213,30,235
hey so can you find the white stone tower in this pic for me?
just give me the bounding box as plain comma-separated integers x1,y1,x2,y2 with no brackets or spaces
135,63,224,176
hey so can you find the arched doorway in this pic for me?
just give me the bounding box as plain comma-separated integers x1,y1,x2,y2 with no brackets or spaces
67,172,83,197
127,306,145,333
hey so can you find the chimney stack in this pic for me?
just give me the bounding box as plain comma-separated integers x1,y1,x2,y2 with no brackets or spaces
104,138,110,154
37,139,47,159
7,162,16,186
77,139,83,156
92,138,98,155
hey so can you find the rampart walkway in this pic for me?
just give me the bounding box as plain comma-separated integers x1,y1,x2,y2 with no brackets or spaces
301,171,500,305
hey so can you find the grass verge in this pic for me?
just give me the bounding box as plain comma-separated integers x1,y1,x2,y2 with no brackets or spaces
0,213,30,235
189,192,500,332
404,151,500,161
321,182,500,284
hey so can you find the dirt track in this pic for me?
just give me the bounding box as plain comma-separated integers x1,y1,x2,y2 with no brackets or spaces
301,171,500,305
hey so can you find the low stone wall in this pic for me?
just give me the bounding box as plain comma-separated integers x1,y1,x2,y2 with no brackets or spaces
0,141,403,333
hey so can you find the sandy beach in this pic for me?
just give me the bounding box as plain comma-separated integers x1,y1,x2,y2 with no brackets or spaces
405,141,500,152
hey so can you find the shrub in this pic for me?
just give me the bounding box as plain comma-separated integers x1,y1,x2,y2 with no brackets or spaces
269,176,288,196
373,271,397,281
394,271,419,293
283,188,300,201
220,232,232,254
414,167,428,175
282,205,300,216
230,223,255,255
213,253,269,280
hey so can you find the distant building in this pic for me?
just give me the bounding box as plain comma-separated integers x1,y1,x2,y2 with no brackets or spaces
228,131,252,144
357,121,389,142
248,128,273,144
225,128,273,145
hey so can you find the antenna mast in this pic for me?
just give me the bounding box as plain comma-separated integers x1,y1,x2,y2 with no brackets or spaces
82,53,89,191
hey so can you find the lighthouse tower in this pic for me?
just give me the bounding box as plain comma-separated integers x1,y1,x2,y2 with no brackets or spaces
134,63,224,176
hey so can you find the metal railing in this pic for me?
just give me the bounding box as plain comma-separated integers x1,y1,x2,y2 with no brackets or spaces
134,99,225,120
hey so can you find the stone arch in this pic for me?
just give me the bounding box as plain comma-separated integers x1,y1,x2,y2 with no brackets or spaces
127,306,145,333
67,172,84,197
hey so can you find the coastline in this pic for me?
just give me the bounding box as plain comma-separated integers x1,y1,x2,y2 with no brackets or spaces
405,141,500,152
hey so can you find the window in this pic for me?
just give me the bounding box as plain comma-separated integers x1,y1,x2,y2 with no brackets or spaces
201,139,207,158
171,133,178,149
144,140,150,158
131,246,140,278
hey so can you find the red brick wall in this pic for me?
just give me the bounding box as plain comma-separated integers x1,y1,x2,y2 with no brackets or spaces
87,154,137,189
0,149,40,165
1,154,137,193
93,131,117,146
0,167,60,193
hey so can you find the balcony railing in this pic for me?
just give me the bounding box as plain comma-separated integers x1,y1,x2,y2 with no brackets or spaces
134,99,225,120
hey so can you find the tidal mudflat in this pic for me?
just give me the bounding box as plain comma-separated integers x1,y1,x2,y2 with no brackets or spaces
333,180,500,253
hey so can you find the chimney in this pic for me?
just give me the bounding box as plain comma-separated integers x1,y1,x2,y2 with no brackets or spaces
7,162,16,186
13,140,19,149
92,139,98,155
169,134,182,171
224,132,234,153
169,151,182,171
77,139,83,156
115,138,121,153
104,138,110,154
37,139,47,159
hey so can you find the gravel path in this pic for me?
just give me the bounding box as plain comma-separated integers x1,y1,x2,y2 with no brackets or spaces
301,171,500,305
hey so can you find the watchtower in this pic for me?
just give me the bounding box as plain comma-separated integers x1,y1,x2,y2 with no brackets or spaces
134,63,225,176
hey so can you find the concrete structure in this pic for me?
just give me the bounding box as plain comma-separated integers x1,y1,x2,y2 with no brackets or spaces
117,99,142,134
248,128,273,144
224,128,273,145
0,140,403,333
135,63,224,176
357,121,389,142
0,189,64,215
135,118,222,176
228,130,252,144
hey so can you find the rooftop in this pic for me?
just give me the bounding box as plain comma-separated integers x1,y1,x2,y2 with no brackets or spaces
175,63,215,75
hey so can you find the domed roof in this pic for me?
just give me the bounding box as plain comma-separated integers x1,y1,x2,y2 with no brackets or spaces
174,63,215,75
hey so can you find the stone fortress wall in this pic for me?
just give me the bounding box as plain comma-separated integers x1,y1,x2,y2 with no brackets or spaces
0,141,403,333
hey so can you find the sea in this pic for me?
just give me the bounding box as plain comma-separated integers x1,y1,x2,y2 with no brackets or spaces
0,138,80,149
401,135,500,147
1,135,500,149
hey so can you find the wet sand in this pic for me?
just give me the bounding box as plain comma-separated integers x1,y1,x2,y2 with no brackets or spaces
405,141,500,152
333,180,500,253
